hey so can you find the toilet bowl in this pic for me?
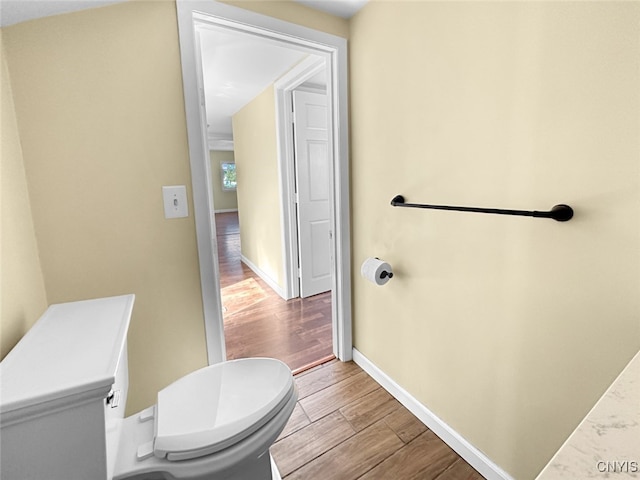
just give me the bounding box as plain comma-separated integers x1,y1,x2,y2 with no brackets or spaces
0,295,295,480
113,357,297,480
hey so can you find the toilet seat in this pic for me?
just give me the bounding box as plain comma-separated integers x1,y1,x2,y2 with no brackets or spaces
153,358,294,461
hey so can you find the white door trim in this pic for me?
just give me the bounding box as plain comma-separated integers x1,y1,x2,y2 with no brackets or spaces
274,56,326,301
175,0,352,364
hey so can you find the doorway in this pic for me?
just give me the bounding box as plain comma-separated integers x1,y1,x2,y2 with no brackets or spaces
197,22,333,373
176,0,352,367
215,211,334,373
274,56,333,301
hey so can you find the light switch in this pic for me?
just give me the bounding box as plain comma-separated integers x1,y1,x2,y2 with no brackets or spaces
162,185,189,219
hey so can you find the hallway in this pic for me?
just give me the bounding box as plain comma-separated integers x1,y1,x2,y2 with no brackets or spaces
215,212,334,374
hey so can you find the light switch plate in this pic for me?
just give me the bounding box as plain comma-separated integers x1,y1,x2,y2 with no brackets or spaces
162,185,188,219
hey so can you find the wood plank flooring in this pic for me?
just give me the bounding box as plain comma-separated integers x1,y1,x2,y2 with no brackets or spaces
217,213,484,479
272,360,486,480
215,212,333,374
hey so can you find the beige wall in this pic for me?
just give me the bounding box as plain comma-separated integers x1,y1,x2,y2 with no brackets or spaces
0,32,48,358
2,1,208,414
0,0,347,416
232,86,284,290
210,150,238,212
350,2,640,479
5,1,638,478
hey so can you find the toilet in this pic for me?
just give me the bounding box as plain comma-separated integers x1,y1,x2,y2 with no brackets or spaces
0,294,296,480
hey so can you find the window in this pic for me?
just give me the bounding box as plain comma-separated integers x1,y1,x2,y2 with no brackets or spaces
221,162,236,191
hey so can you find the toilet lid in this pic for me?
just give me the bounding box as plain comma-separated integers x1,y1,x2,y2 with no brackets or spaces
153,358,294,461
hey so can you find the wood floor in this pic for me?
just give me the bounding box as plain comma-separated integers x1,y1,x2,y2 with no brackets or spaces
272,360,486,479
215,212,333,374
216,213,484,479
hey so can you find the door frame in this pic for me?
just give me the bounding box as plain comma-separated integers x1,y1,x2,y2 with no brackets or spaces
274,56,326,301
175,0,352,365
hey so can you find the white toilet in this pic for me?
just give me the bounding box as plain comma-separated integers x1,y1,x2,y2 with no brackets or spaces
0,295,296,480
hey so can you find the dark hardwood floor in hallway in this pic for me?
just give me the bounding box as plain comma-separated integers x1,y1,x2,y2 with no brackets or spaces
215,212,333,374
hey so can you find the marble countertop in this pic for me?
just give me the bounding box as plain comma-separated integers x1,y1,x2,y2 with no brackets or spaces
536,350,640,479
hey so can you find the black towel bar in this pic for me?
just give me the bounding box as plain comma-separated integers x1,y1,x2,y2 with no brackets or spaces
390,195,573,222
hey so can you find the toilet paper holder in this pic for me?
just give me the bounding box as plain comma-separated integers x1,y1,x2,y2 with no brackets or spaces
362,257,394,286
375,257,393,279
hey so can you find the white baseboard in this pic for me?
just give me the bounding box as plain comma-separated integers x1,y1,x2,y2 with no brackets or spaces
352,348,513,480
241,255,287,300
214,208,238,213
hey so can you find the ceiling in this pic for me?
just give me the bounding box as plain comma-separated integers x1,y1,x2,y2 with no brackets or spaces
0,0,367,27
0,0,127,27
198,25,325,149
294,0,368,19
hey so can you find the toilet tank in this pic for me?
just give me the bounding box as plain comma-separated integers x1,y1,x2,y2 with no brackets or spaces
0,294,134,480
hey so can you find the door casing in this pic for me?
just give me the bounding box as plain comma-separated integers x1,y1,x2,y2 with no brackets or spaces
274,56,326,301
175,0,352,365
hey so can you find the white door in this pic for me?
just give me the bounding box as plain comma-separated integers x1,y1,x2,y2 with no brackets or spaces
293,90,332,298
